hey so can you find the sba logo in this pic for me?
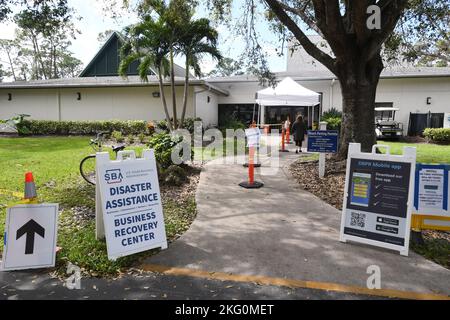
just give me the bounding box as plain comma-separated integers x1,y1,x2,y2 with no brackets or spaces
105,169,123,184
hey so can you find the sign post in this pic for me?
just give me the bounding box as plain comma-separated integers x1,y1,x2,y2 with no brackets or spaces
340,143,416,256
1,204,59,271
95,149,168,260
240,127,264,189
307,123,339,178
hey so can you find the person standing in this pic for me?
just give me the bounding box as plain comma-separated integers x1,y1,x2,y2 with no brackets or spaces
291,115,307,153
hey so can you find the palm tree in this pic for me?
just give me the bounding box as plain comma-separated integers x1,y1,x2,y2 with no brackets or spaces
176,17,222,127
119,15,174,131
120,0,222,131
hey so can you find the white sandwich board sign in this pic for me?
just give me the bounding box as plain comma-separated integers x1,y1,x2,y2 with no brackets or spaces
95,149,168,260
340,144,416,256
1,204,58,271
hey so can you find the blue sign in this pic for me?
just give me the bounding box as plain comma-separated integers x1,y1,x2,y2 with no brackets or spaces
307,130,339,153
414,164,449,213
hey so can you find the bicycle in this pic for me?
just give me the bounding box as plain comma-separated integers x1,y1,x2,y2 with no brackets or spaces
79,132,126,185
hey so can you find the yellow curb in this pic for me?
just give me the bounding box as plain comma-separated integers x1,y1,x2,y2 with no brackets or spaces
140,263,450,300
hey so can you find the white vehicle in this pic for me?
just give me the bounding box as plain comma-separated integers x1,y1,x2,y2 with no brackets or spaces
375,107,403,140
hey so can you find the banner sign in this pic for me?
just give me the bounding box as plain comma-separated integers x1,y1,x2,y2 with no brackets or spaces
1,204,58,271
414,164,449,217
307,130,339,153
340,144,416,256
96,150,167,260
245,128,261,148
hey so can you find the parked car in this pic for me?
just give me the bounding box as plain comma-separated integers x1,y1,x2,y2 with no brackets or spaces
375,107,403,139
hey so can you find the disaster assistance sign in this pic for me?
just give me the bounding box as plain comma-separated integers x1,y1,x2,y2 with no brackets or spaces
96,150,167,260
340,144,416,256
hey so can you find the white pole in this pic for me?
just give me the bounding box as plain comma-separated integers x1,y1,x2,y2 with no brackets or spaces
319,121,327,178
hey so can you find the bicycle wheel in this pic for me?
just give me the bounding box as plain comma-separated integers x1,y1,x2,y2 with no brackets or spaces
80,155,97,185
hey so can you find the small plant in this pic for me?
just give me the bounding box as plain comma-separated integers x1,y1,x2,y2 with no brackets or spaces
128,134,135,144
112,130,124,143
423,128,450,144
138,133,147,144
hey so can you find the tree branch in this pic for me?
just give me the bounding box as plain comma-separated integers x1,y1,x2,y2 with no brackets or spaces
277,0,323,36
265,0,337,74
365,0,408,60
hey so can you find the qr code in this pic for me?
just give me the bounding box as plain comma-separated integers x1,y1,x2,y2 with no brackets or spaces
350,212,366,228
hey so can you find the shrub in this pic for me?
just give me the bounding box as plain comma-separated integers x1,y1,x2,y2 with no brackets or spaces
112,131,124,143
138,133,147,144
163,165,187,186
322,107,342,131
219,116,246,132
20,120,148,136
322,107,342,119
127,134,135,144
155,117,202,134
148,132,184,169
423,128,450,143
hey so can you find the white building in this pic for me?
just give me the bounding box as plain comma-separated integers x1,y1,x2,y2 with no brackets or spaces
1,32,449,135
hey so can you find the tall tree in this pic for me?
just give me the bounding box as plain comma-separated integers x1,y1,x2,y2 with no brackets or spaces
206,0,449,157
176,14,222,126
14,0,80,80
120,0,222,130
119,15,174,131
207,57,244,77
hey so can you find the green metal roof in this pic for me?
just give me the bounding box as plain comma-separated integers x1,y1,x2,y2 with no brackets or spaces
79,32,147,77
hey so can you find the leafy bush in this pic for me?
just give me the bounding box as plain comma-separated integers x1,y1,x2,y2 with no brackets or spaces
112,131,124,143
219,117,246,131
322,107,342,119
148,132,184,169
423,128,450,143
20,120,148,136
138,133,147,144
155,117,202,134
127,134,135,144
322,107,342,131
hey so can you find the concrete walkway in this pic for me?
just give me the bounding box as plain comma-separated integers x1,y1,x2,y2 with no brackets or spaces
144,138,450,297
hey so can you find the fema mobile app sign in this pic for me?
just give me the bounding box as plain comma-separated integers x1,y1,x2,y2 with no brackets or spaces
97,150,167,260
340,144,416,256
343,158,412,247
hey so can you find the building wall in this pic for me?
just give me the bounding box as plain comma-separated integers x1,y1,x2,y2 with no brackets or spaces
194,87,219,127
0,86,196,123
0,89,60,120
211,76,450,134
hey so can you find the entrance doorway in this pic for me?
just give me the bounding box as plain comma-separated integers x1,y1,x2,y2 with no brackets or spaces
265,106,319,130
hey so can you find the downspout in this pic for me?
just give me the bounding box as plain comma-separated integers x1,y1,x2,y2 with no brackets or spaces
329,78,336,112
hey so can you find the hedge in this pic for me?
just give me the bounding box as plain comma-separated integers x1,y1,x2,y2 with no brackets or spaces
423,128,450,143
21,120,148,136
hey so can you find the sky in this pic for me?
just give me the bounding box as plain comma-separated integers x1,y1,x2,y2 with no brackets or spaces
0,0,288,78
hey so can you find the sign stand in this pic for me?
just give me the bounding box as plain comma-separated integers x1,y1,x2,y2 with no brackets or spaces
240,127,264,189
95,149,168,260
340,143,416,256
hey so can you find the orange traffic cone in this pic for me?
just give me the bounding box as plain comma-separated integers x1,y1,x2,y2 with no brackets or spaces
24,172,38,201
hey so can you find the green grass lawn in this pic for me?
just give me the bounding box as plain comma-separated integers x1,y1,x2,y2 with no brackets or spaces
0,136,194,276
379,141,450,164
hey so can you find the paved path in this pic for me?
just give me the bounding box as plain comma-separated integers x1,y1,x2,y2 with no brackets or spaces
144,138,450,298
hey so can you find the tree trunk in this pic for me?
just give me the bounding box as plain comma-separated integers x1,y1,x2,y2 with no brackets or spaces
337,55,384,158
169,49,178,129
157,67,174,132
180,57,190,128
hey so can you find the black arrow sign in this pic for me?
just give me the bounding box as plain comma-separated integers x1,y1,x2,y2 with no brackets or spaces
16,219,45,255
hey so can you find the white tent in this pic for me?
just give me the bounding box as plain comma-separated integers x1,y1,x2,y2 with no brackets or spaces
256,77,320,106
254,77,321,126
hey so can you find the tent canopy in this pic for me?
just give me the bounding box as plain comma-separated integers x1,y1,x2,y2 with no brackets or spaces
256,77,320,106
